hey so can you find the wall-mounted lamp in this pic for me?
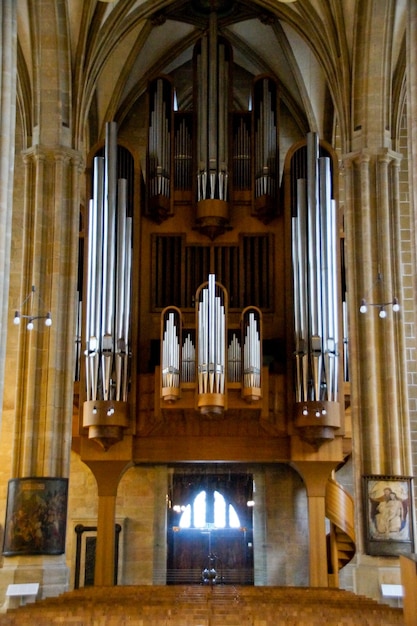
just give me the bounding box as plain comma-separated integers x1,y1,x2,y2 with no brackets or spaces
359,273,400,319
360,297,400,318
13,285,52,330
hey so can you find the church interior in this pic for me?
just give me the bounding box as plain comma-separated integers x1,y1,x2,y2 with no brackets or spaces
0,0,416,623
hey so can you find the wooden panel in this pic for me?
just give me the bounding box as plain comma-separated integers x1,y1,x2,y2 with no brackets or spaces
132,435,290,463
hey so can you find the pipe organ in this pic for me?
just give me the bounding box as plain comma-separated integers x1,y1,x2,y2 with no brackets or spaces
291,132,341,446
146,18,279,236
83,122,132,450
160,275,262,417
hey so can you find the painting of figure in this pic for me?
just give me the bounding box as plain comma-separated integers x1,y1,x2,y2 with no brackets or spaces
364,476,413,556
2,477,68,555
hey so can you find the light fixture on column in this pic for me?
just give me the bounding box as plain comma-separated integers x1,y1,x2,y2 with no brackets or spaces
359,272,400,319
13,285,52,330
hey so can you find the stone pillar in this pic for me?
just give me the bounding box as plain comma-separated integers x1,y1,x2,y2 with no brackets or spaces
0,0,84,598
11,146,82,479
408,0,417,223
0,0,17,424
343,0,415,599
1,145,82,598
344,149,412,477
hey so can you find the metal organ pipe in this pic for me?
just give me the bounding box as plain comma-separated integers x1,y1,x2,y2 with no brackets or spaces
319,157,339,402
162,310,181,396
293,178,308,402
209,13,218,197
292,133,339,404
84,122,132,405
121,216,132,402
254,78,277,201
101,122,117,400
228,333,241,383
182,333,195,383
243,311,261,395
329,199,339,400
85,157,105,402
175,117,192,191
197,275,226,401
196,14,229,202
306,132,323,401
115,179,131,402
149,79,171,201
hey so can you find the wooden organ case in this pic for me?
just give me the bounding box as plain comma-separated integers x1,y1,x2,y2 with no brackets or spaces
77,13,348,466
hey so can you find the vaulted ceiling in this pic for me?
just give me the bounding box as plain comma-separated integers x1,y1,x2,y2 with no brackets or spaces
16,0,407,151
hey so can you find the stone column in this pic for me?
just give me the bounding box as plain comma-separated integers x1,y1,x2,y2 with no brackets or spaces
408,0,417,223
0,0,84,598
344,149,412,477
11,146,82,478
1,145,83,598
0,0,17,425
343,0,414,599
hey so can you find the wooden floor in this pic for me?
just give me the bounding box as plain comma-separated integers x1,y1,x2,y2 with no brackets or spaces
0,585,405,625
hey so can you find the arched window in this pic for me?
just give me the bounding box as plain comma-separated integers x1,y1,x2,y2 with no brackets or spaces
179,489,241,529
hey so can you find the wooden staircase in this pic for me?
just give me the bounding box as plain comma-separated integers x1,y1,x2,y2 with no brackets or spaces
0,585,404,625
326,476,356,586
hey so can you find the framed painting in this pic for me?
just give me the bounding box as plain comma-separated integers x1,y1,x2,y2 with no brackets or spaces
363,475,414,557
2,477,68,556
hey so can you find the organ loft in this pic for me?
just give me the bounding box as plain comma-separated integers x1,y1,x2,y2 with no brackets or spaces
76,8,352,589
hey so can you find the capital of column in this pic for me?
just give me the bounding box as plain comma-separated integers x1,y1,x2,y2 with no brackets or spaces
342,147,402,170
22,144,84,170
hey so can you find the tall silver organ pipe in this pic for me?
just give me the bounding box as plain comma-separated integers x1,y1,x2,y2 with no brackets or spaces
242,308,262,402
233,116,251,190
182,333,196,383
161,308,181,402
254,78,278,202
195,274,227,415
115,179,132,402
85,122,132,403
293,178,308,403
196,13,229,202
148,78,171,205
292,133,339,403
228,333,241,383
174,116,192,191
